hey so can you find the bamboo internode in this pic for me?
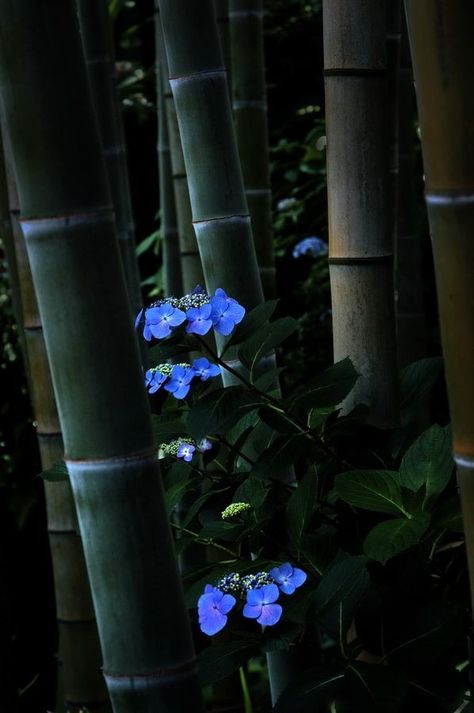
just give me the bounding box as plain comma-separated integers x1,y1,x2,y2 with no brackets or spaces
323,0,399,427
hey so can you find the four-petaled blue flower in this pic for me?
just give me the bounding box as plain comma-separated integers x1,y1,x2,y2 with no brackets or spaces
143,304,186,340
198,438,213,452
144,369,167,394
177,442,196,462
270,563,307,595
164,365,194,399
186,303,213,335
292,236,327,259
210,288,246,336
243,584,282,626
198,585,236,636
192,357,221,381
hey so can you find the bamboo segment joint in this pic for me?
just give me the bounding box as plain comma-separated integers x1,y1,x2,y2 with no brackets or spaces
20,208,114,233
193,214,250,226
324,68,386,77
425,192,474,206
169,69,226,84
229,11,263,18
328,255,393,265
103,657,198,685
57,617,96,625
66,447,157,467
454,454,474,468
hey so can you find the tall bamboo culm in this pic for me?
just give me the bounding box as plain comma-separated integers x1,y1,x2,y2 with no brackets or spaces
0,128,109,713
215,0,232,84
155,17,183,296
0,2,205,712
323,0,399,427
396,11,425,365
404,0,474,612
229,0,276,297
154,3,204,294
76,0,142,317
158,1,297,703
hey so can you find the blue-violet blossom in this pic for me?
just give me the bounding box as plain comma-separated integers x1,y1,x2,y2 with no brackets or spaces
292,236,327,259
243,584,282,626
197,438,213,452
192,357,221,381
142,303,186,340
163,365,194,399
176,442,196,462
185,303,213,336
210,288,245,336
198,585,236,636
145,369,167,394
270,563,307,595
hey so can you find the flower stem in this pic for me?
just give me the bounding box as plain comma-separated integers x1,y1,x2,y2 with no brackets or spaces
169,521,240,558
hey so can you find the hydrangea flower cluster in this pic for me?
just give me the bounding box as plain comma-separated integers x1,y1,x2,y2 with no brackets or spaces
136,286,246,341
292,236,328,258
197,563,307,636
145,357,220,399
160,437,213,462
221,502,252,520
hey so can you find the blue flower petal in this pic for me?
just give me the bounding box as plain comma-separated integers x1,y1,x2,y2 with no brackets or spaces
257,603,282,627
243,603,261,619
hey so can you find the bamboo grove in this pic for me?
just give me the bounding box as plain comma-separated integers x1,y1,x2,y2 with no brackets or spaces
0,1,472,712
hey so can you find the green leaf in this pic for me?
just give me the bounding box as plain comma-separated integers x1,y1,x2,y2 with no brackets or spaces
345,662,408,712
310,555,369,637
363,515,430,563
238,317,297,380
335,470,408,517
399,424,453,505
233,477,268,511
291,357,359,409
258,405,300,433
39,460,68,482
198,520,244,541
165,478,197,516
187,386,261,441
222,299,278,352
399,357,443,411
251,434,312,480
253,366,284,393
286,470,317,546
152,415,188,443
274,666,345,713
148,337,193,363
198,640,260,685
136,230,159,256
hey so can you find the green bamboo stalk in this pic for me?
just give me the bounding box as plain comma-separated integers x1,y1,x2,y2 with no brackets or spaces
0,128,109,713
323,0,399,427
396,12,426,365
76,0,142,316
158,1,297,703
386,0,401,249
403,0,474,608
229,0,276,297
155,2,205,294
0,2,205,712
215,0,232,85
155,13,183,296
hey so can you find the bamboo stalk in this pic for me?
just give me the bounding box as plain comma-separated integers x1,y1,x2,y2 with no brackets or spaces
229,0,276,297
0,127,109,712
404,0,474,608
77,0,142,316
155,2,205,294
323,0,399,427
158,1,297,703
155,13,183,296
396,11,426,365
0,2,205,711
215,0,232,84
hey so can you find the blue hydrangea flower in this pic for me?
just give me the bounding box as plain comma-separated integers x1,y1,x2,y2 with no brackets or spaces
198,438,213,452
243,584,282,626
191,357,221,381
198,585,236,636
163,365,194,399
292,236,327,259
143,304,186,340
144,369,167,394
185,303,213,336
210,288,246,336
176,442,196,462
134,308,144,329
270,563,307,595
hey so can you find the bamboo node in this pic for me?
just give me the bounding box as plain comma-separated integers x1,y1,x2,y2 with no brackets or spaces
103,656,198,684
425,192,474,206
